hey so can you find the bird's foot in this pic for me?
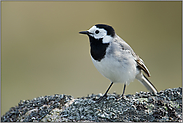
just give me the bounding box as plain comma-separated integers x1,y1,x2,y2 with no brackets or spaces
116,94,125,101
93,94,107,103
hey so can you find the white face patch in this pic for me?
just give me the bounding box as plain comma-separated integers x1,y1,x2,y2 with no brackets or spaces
88,26,113,44
102,35,113,44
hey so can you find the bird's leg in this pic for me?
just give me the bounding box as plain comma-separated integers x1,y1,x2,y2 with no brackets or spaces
117,84,126,100
121,84,126,97
95,82,113,102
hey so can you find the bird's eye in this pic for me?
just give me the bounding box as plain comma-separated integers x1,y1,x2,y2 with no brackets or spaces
95,30,99,34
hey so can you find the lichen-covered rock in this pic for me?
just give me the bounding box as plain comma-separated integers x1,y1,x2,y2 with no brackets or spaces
1,87,182,122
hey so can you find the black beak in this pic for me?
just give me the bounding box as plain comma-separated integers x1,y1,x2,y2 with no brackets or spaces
79,31,93,35
79,31,89,35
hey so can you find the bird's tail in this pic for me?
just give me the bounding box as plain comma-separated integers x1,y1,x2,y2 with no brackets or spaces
136,73,157,93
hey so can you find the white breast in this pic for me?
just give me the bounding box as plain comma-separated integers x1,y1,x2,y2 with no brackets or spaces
91,48,139,85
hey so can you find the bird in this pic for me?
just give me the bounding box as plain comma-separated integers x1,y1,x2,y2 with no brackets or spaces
79,24,157,101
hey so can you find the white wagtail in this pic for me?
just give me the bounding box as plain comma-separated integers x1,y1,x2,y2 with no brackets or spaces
79,24,157,101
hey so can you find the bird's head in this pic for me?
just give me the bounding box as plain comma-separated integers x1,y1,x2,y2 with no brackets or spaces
79,24,115,44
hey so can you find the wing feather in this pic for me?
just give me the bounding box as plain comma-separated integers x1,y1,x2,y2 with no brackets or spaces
114,35,151,77
136,58,151,77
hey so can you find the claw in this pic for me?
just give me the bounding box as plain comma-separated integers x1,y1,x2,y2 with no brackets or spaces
116,95,125,101
93,94,107,103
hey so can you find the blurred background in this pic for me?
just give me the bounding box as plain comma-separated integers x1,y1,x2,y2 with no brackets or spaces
1,1,181,115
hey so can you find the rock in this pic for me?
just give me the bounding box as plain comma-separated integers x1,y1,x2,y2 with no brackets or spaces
1,87,182,122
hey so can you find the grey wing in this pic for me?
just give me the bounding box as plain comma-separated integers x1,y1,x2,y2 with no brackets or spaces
115,35,137,56
115,35,151,77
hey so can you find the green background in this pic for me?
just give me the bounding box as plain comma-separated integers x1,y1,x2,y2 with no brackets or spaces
1,1,182,115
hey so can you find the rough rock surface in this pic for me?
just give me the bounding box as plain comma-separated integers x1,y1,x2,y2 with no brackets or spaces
1,87,182,122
